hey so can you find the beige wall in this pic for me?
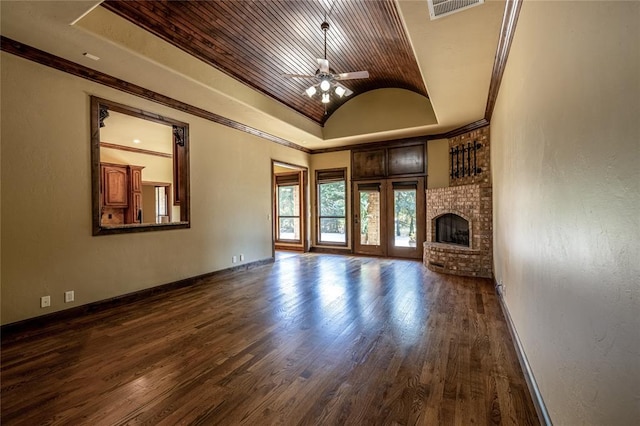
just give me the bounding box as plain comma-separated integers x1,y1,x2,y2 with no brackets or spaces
1,53,309,325
427,138,449,189
141,185,156,223
323,89,437,140
491,1,639,425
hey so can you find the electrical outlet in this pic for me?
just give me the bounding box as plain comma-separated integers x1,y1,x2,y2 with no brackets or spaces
41,296,51,308
239,254,244,262
65,290,75,303
232,255,237,263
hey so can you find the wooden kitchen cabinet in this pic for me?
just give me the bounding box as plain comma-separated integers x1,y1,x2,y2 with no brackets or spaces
100,163,144,225
126,166,144,224
102,164,128,208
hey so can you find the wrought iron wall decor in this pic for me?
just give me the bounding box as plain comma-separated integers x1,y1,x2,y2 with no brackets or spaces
450,140,482,179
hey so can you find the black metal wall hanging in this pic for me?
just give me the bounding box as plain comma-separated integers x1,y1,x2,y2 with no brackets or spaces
450,140,482,179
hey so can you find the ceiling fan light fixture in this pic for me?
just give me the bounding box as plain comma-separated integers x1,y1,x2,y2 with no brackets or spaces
320,79,331,92
283,20,369,108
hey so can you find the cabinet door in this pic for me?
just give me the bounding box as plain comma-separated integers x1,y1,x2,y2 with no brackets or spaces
130,167,143,192
102,165,128,207
352,149,386,180
131,192,143,224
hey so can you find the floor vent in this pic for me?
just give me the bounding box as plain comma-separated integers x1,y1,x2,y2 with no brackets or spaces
428,0,484,20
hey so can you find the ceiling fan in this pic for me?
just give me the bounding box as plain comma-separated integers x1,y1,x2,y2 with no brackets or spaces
283,21,369,105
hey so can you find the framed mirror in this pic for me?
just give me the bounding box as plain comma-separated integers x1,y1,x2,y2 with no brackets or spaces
91,96,190,235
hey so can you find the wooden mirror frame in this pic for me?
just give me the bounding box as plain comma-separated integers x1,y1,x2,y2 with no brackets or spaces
91,96,190,235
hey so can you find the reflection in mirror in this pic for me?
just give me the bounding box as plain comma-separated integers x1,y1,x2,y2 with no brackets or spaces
91,97,190,235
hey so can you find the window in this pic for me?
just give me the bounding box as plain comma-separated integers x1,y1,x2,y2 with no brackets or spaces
316,168,347,245
276,173,301,242
155,186,169,223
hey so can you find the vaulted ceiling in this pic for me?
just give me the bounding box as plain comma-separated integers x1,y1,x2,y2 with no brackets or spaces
0,0,506,150
102,0,428,125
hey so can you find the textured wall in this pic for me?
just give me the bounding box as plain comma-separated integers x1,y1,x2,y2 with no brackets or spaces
491,1,640,424
323,89,437,140
1,53,310,325
427,138,449,189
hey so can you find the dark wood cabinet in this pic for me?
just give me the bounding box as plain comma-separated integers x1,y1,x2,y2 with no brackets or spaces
352,149,386,179
388,145,425,176
130,167,143,192
102,164,128,208
126,166,144,224
100,163,144,225
351,140,426,181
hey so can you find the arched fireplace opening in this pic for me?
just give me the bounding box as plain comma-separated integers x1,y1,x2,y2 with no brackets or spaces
435,214,469,247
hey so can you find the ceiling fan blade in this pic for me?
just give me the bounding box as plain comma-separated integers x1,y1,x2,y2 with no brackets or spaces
335,70,370,80
317,58,330,73
282,73,317,79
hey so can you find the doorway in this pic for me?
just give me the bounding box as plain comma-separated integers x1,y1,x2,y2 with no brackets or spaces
141,182,173,224
353,177,425,259
272,161,308,252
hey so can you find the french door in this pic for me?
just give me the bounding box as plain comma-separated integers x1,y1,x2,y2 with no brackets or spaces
353,177,425,259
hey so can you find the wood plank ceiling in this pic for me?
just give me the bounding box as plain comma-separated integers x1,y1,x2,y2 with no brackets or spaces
102,0,428,125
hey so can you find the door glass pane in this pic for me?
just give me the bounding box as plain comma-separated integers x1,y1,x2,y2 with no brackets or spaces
278,185,299,216
393,188,417,247
279,218,300,240
359,190,380,246
320,218,346,243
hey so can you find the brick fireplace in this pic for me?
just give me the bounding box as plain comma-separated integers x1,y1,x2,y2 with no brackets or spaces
424,126,493,278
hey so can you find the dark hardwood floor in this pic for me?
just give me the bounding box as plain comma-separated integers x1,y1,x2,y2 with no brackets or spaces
1,253,539,425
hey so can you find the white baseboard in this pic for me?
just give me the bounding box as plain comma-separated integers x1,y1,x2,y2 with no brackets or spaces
496,283,553,426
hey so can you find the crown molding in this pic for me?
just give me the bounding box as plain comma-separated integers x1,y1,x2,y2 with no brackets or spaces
0,36,311,154
1,0,521,154
485,0,524,120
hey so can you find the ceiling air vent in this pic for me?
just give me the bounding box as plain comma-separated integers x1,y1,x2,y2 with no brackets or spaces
428,0,484,20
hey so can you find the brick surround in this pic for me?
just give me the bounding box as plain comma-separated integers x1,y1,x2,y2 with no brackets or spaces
424,127,493,278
